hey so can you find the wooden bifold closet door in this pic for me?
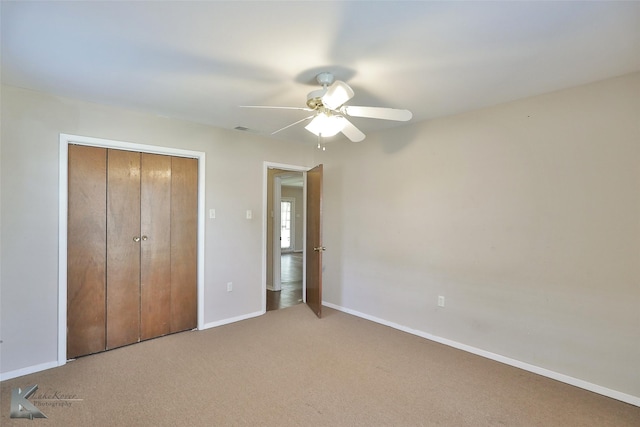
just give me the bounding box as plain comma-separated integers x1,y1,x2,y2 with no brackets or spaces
67,145,197,359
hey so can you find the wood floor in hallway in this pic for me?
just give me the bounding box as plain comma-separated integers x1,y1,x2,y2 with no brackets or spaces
267,252,302,311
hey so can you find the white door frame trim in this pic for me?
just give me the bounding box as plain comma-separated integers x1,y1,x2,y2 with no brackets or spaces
58,133,206,366
272,175,282,291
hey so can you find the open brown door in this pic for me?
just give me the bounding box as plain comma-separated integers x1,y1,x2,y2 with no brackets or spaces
305,164,323,318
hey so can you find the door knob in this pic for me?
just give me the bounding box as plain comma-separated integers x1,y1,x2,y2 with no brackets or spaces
141,235,148,241
133,236,141,242
313,246,326,252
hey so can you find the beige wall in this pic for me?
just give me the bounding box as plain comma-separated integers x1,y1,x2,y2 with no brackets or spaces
2,72,639,402
0,85,317,374
321,72,640,399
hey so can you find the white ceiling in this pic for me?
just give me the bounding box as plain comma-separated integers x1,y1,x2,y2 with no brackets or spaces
2,1,639,144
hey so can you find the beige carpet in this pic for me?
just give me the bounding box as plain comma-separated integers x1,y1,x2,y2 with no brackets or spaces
1,305,639,426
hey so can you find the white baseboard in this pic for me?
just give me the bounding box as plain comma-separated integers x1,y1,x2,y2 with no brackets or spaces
0,360,60,381
2,311,266,381
6,304,638,408
322,301,640,407
201,310,265,330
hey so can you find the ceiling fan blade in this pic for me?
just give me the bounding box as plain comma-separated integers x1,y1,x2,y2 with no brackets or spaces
341,118,366,142
342,105,412,121
272,115,315,135
240,105,314,112
322,81,354,110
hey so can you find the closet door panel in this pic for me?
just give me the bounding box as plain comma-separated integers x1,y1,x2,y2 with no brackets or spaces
106,149,141,349
170,157,198,332
67,145,107,358
140,153,172,340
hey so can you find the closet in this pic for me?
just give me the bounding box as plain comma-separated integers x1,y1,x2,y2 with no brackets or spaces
67,145,197,359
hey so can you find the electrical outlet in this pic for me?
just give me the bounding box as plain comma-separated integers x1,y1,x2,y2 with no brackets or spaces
438,296,445,307
227,282,233,292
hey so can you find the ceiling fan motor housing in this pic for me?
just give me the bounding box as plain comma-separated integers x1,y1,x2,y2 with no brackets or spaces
306,89,325,109
306,72,336,109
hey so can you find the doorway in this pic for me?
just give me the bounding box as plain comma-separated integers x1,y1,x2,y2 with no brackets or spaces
264,164,306,311
262,161,324,317
267,191,303,311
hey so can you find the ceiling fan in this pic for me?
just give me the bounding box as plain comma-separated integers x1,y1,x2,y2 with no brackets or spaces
241,72,412,142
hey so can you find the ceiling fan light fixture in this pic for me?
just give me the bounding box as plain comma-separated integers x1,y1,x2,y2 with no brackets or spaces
305,113,345,138
322,81,354,110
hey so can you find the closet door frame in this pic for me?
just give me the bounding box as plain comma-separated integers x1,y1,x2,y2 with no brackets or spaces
58,133,206,366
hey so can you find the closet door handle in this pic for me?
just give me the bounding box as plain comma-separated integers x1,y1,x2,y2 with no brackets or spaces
133,236,141,242
141,235,148,241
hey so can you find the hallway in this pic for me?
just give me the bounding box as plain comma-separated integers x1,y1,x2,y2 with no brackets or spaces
266,252,302,311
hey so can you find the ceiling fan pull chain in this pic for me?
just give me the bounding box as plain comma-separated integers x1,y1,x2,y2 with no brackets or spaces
316,133,326,151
